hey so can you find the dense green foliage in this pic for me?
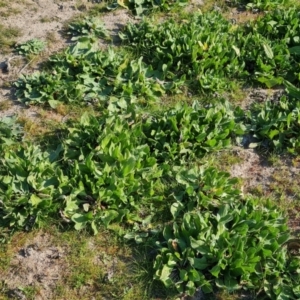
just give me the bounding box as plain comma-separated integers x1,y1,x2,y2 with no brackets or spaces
244,92,300,153
1,99,300,298
0,101,242,231
120,10,300,90
0,116,23,146
155,197,299,298
14,38,171,107
250,7,300,44
14,9,300,107
2,5,300,300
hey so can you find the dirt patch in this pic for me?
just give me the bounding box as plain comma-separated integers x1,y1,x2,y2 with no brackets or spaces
3,232,65,300
230,148,270,185
0,0,81,62
237,87,286,110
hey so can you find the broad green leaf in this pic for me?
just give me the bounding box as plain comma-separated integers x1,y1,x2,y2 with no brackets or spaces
159,265,173,287
269,129,279,139
122,157,136,177
71,212,93,224
210,265,221,277
263,44,274,59
74,221,86,230
186,281,196,296
232,45,240,57
170,201,184,219
188,269,201,282
257,76,283,88
190,237,211,255
205,139,217,147
117,98,127,109
91,220,98,235
201,281,213,293
80,112,90,126
48,100,59,108
29,194,42,207
188,257,209,270
180,269,188,281
224,276,239,291
286,82,300,100
101,209,118,227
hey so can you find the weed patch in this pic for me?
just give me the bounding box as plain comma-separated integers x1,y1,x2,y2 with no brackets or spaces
1,2,300,300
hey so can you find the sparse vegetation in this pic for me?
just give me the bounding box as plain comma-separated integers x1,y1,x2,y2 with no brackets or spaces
15,38,46,56
0,25,22,53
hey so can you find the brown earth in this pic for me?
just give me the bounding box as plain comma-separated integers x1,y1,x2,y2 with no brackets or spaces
3,233,65,300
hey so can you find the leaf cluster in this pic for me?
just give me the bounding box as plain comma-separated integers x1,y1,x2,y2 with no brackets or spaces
120,10,300,91
0,116,23,146
230,0,286,10
154,195,299,298
14,9,300,107
0,101,242,231
249,7,300,44
15,38,46,56
114,0,188,16
67,17,111,41
5,7,300,300
0,144,64,230
14,38,170,108
244,88,300,154
1,101,300,298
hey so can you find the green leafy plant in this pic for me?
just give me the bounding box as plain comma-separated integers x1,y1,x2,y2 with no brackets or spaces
250,7,300,45
14,37,172,107
231,0,287,10
61,111,165,232
120,12,243,92
120,11,300,92
13,10,300,108
153,166,300,299
112,0,188,16
142,101,244,163
0,98,244,235
244,90,300,153
60,100,243,231
0,144,65,230
67,17,111,41
0,116,23,146
15,38,46,56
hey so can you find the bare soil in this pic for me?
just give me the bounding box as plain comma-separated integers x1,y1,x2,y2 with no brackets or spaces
3,233,65,300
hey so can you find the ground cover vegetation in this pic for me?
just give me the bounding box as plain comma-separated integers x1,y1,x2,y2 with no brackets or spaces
1,0,300,299
14,39,46,57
